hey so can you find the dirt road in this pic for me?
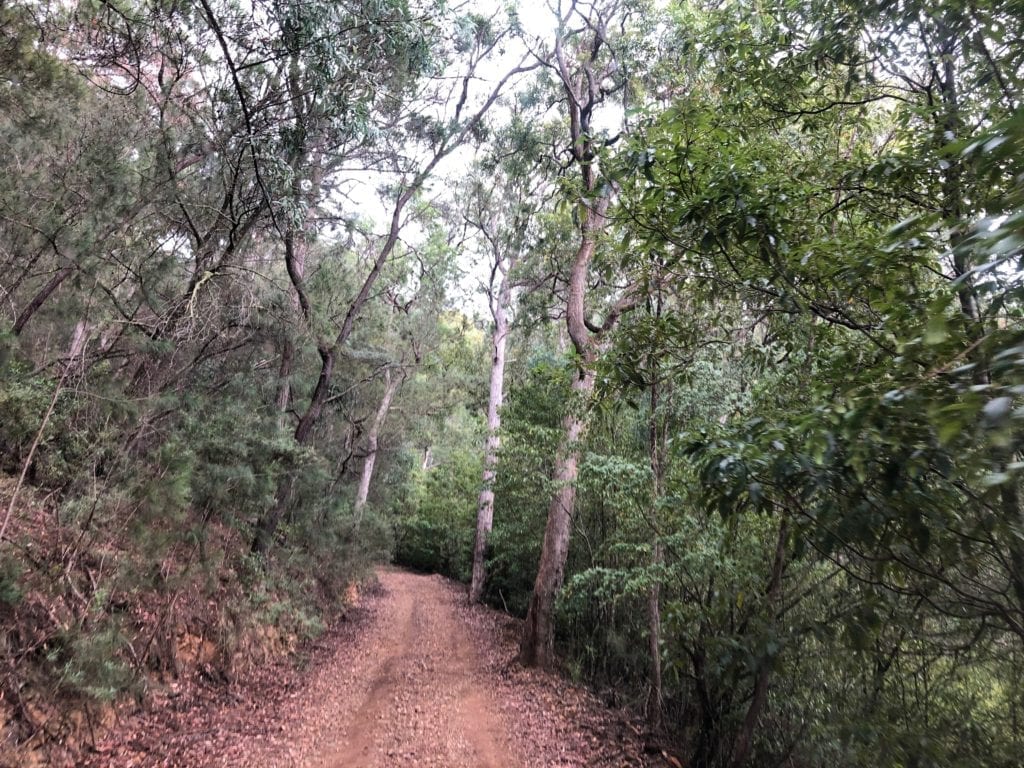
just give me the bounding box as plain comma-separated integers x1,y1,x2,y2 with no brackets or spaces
93,568,656,767
308,569,514,768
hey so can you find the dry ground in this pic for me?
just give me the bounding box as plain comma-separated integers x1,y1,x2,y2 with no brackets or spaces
83,569,665,767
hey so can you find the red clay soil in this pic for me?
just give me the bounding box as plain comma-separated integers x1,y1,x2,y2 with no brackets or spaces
77,568,669,767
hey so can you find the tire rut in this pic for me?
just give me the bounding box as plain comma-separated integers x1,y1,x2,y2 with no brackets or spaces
103,567,657,767
316,570,518,768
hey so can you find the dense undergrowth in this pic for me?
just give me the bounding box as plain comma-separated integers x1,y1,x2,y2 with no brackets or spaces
395,346,1024,767
0,343,392,764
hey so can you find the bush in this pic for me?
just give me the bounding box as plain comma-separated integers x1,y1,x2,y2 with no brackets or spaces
53,622,136,702
393,446,480,581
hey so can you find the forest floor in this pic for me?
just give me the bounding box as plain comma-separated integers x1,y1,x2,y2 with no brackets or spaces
84,568,669,767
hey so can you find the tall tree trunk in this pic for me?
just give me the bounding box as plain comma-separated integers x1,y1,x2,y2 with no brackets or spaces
729,519,788,768
646,354,665,729
470,273,511,603
519,199,606,667
275,226,307,427
647,543,664,726
252,346,334,555
275,337,295,426
520,364,596,667
353,368,401,518
519,4,630,664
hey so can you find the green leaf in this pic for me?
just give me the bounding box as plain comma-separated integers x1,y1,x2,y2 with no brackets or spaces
924,313,947,345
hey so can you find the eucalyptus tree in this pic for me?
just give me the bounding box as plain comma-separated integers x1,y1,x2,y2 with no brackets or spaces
350,219,459,518
463,116,554,603
252,9,539,555
517,0,664,668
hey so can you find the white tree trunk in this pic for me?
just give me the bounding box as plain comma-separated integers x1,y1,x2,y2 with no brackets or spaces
521,166,614,666
275,227,307,429
67,319,90,371
469,281,511,603
353,369,401,518
519,4,632,665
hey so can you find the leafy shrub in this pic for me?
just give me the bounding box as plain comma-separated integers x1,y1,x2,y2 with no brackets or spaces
394,447,480,580
0,557,23,607
53,622,135,702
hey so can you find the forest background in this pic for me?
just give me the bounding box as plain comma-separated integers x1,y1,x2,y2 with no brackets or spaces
1,0,1023,765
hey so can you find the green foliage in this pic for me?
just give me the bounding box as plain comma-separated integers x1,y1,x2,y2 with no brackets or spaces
185,395,287,528
395,438,482,581
0,558,24,607
595,0,1024,762
53,623,136,703
481,357,569,613
1,0,1023,763
0,360,53,469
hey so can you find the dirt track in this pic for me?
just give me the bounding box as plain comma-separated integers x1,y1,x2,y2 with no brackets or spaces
309,569,513,768
89,568,660,767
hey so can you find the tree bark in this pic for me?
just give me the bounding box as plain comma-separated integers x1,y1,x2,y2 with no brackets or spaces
519,4,627,665
12,264,74,335
275,224,308,427
470,269,512,603
520,364,596,667
275,337,295,425
353,368,401,518
729,519,788,768
647,544,664,726
67,319,91,374
252,474,295,555
519,196,607,667
646,354,665,729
